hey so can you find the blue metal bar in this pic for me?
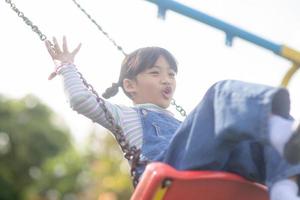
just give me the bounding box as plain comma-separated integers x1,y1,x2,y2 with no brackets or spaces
145,0,282,55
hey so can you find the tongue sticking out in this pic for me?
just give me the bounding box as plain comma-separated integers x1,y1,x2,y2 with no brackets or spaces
162,87,172,99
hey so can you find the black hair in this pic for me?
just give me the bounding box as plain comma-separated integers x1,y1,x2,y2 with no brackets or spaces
102,46,178,99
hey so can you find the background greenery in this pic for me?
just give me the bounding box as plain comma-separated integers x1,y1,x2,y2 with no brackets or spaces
0,94,132,200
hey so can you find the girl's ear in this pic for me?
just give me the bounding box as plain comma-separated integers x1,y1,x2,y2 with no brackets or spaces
123,78,137,97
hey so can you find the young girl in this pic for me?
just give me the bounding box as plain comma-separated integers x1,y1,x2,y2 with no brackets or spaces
45,36,300,199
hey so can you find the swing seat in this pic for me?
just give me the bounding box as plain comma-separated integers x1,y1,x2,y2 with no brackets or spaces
131,162,269,200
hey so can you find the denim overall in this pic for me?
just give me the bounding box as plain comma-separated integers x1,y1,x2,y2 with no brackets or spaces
135,108,181,180
135,80,300,188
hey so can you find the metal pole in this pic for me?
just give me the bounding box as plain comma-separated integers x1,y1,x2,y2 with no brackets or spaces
145,0,300,63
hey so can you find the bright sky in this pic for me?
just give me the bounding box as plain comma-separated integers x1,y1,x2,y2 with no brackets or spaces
1,0,300,144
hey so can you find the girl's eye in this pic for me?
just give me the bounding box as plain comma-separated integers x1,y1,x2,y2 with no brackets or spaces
149,71,159,75
169,72,176,77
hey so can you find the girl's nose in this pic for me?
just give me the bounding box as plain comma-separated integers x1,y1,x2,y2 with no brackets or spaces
160,76,171,85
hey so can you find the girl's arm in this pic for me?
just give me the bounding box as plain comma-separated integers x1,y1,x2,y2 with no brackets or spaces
59,64,122,131
45,37,122,132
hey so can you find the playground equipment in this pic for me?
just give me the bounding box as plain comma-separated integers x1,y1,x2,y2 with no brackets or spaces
145,0,300,87
5,1,299,199
131,162,269,200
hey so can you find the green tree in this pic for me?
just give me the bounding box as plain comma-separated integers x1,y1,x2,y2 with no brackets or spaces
26,146,87,200
0,94,133,200
79,129,133,200
0,94,71,200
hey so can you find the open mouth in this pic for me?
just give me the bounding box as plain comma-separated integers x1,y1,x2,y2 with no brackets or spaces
162,87,172,99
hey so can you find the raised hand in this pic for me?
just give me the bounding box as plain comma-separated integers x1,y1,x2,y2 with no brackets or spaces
45,36,81,80
45,36,81,66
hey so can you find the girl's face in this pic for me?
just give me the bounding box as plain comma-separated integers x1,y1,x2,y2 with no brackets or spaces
125,55,176,108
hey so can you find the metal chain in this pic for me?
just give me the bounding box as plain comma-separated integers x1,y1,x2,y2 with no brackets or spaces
71,0,187,117
71,0,127,57
171,99,187,117
77,72,145,187
5,0,186,185
5,0,47,41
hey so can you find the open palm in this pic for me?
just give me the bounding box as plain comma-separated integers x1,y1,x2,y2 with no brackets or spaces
45,36,81,66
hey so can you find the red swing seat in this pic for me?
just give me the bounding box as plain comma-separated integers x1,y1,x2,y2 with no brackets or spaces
131,162,269,200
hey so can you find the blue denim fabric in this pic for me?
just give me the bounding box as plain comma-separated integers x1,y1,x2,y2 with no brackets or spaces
137,80,300,187
135,108,181,178
138,109,181,160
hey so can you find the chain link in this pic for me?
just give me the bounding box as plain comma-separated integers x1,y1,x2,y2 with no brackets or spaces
5,0,186,186
71,0,187,117
77,71,145,186
71,0,127,57
5,0,47,41
78,72,186,186
171,99,187,117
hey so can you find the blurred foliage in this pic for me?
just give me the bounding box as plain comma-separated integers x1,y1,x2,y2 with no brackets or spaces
0,94,132,200
81,130,132,200
0,94,71,200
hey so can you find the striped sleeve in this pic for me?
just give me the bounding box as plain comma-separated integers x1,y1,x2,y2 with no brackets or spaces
59,64,121,132
58,64,144,148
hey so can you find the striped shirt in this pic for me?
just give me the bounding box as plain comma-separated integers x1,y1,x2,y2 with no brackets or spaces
59,64,174,149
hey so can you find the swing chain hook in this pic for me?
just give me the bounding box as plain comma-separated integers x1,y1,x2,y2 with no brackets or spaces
5,0,47,41
71,0,127,57
171,99,187,117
